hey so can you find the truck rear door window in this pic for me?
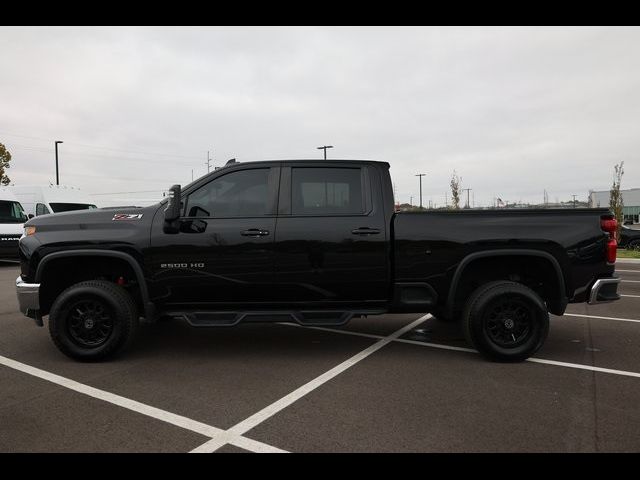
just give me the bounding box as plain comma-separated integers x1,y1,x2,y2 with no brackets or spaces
291,167,363,215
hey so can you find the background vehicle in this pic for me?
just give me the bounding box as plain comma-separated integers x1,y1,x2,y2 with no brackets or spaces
16,160,620,362
9,185,97,218
619,224,640,250
0,188,27,262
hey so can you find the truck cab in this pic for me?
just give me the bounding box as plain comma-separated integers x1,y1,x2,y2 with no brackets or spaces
0,188,28,262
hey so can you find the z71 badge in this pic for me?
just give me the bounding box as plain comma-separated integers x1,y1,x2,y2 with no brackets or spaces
112,214,143,221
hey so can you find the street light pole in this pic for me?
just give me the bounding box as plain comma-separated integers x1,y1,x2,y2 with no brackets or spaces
317,145,333,160
462,188,472,208
415,173,426,209
205,150,212,173
55,141,63,185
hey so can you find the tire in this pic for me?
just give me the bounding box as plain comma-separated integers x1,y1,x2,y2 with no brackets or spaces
462,281,549,362
48,280,139,361
628,240,640,251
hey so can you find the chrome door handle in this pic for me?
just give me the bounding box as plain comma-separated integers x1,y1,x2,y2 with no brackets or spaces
351,227,381,235
241,228,270,237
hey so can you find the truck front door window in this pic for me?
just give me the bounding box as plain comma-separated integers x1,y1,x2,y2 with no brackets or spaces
186,168,270,217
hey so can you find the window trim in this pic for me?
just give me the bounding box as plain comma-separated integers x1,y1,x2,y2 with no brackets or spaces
279,165,372,217
181,166,279,219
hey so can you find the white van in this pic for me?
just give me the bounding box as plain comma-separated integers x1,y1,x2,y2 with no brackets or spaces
0,188,28,262
9,185,98,218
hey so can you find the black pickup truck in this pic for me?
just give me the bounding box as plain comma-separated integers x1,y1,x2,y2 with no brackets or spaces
16,159,620,362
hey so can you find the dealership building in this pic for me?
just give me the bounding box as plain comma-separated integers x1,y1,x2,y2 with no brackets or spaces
589,188,640,224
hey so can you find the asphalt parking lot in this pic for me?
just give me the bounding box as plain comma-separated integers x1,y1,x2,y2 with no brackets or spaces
2,261,640,452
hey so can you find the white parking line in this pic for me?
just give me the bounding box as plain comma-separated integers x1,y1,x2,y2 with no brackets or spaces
621,280,640,283
190,314,431,453
278,321,640,379
0,354,288,453
562,312,640,324
615,269,640,273
621,294,640,298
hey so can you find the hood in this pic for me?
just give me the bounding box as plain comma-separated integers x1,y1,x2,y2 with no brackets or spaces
25,204,161,249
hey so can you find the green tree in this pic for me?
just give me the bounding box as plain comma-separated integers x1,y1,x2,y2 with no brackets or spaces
450,170,461,210
0,142,12,185
609,161,624,239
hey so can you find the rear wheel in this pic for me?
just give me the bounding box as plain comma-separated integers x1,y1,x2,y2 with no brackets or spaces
48,280,138,361
462,281,549,362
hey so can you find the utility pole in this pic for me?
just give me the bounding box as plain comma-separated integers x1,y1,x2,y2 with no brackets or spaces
572,194,577,208
462,188,472,209
410,196,413,206
415,173,426,209
205,150,212,173
317,145,333,160
55,140,63,185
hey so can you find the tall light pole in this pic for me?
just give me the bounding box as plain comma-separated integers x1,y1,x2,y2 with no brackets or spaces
415,173,426,209
317,145,333,160
205,150,212,173
462,188,472,209
55,141,63,185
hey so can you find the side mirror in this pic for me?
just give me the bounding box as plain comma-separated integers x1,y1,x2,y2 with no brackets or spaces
163,184,182,234
28,214,34,219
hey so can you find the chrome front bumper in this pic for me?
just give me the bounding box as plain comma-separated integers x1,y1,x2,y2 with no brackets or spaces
588,277,621,305
16,275,41,323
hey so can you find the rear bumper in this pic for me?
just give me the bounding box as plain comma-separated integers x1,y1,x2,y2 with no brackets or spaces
16,275,42,325
588,277,621,304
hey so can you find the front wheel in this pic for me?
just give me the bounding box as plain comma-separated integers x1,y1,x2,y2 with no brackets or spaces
462,281,549,362
48,280,139,361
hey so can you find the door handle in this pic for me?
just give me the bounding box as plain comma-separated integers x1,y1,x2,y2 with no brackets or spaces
241,228,270,237
351,227,381,235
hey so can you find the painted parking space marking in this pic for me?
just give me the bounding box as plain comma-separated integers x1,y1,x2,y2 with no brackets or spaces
621,294,640,298
190,314,431,453
277,322,640,380
0,354,288,453
562,312,640,324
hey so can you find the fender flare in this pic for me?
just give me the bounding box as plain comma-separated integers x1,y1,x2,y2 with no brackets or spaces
445,249,567,317
35,249,153,319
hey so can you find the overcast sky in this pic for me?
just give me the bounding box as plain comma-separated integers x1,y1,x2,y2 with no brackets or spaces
1,26,638,207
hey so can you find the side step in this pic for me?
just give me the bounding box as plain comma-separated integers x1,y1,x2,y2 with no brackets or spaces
168,310,385,327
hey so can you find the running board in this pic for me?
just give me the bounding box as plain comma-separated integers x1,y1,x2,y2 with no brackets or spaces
167,310,385,327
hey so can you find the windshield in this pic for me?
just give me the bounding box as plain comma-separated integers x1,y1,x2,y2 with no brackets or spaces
0,200,27,223
49,203,97,213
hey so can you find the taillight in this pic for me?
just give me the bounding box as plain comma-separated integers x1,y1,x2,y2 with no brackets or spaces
601,215,617,264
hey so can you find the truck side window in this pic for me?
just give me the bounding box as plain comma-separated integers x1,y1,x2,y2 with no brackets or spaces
185,168,270,218
35,203,50,216
291,167,363,215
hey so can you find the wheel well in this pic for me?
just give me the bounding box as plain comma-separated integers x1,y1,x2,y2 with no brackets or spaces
450,255,565,316
39,256,143,317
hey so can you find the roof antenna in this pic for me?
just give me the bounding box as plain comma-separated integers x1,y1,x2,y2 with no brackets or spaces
226,158,237,165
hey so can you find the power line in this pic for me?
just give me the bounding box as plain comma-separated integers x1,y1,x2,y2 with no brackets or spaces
0,131,206,161
7,143,200,167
